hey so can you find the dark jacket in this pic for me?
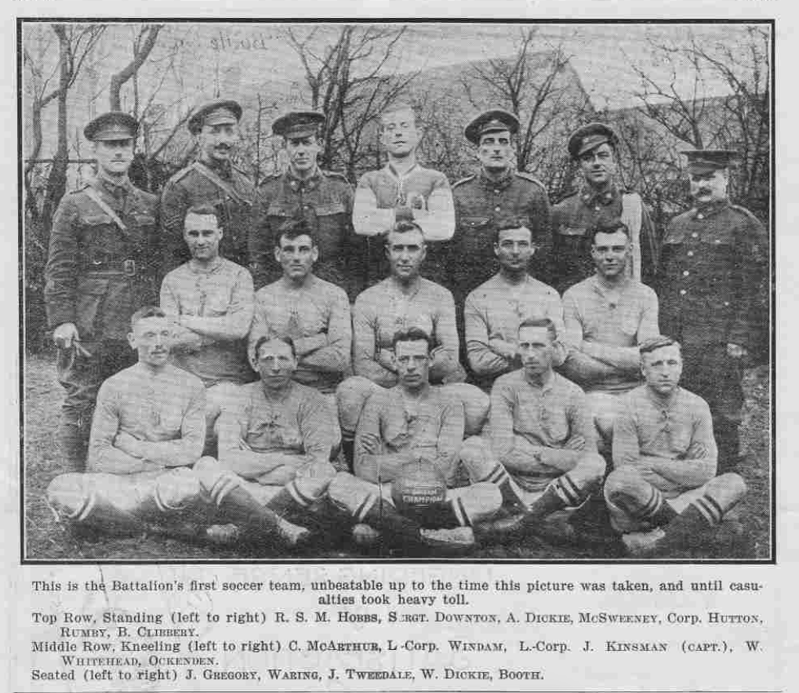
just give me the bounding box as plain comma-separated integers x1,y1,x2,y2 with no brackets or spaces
450,168,551,301
44,176,158,341
658,200,768,360
250,168,362,299
551,183,658,294
160,160,255,273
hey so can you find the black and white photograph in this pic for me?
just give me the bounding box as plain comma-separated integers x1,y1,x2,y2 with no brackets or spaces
20,19,773,563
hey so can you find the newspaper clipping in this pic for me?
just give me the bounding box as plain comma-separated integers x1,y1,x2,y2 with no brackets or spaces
13,11,786,693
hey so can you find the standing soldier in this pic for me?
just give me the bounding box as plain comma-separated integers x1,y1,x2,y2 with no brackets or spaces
160,99,255,273
551,122,659,294
45,112,158,471
450,109,551,309
659,150,768,472
353,103,455,287
250,110,361,299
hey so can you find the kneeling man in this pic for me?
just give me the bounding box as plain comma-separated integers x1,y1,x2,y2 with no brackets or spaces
461,318,606,542
46,307,308,549
328,329,501,554
215,335,338,536
604,336,747,557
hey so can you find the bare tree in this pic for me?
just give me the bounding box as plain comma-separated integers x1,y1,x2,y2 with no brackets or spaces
23,23,106,226
109,24,163,111
282,25,419,180
461,28,593,176
629,26,770,218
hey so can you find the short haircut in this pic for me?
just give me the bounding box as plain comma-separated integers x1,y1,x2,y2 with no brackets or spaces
253,334,297,360
275,217,318,248
386,220,425,245
380,102,418,126
130,305,166,330
589,220,630,245
639,335,682,357
518,317,557,341
494,218,533,245
185,204,220,223
392,327,434,353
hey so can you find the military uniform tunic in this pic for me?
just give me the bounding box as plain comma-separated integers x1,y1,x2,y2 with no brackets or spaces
250,168,361,299
45,175,159,451
160,160,255,274
551,183,658,294
450,168,551,301
658,200,768,427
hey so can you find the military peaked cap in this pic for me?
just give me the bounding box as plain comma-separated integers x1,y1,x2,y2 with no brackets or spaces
188,99,242,134
568,122,619,159
272,110,325,138
682,149,738,174
84,111,139,141
464,109,520,145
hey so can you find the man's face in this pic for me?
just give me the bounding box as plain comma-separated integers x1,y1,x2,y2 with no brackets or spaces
128,316,172,368
641,344,683,396
256,339,297,390
386,228,426,280
590,229,629,279
198,123,239,164
395,339,430,390
380,109,420,158
517,325,555,378
93,139,134,177
494,226,534,273
275,233,318,281
478,130,513,172
690,169,728,205
579,142,616,188
184,213,222,262
285,135,321,175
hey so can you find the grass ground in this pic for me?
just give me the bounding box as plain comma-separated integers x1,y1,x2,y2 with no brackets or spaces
23,352,772,562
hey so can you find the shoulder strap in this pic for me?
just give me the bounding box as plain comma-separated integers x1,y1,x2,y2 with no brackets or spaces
620,192,643,281
191,162,250,206
83,186,128,234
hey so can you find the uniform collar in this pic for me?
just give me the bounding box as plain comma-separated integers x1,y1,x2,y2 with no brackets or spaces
199,157,233,179
479,166,514,190
692,199,730,219
95,172,132,197
580,182,619,207
287,166,322,191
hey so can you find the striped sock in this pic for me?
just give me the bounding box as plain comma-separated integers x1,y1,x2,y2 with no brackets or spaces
630,486,678,527
481,463,527,508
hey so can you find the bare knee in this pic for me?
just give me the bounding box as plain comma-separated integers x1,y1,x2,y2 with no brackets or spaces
46,473,90,520
706,473,747,509
460,436,488,464
578,452,606,481
605,466,647,504
155,470,202,511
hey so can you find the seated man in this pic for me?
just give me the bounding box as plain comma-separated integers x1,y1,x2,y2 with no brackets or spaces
465,219,565,392
328,329,501,554
339,220,485,464
560,220,659,446
46,307,308,549
249,217,351,396
460,318,606,543
604,336,747,557
215,335,338,536
160,205,255,451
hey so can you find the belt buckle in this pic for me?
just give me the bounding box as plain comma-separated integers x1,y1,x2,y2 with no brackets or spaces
123,259,136,277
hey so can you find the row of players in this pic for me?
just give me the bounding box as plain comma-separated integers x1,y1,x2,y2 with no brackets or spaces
45,203,747,556
44,103,767,482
